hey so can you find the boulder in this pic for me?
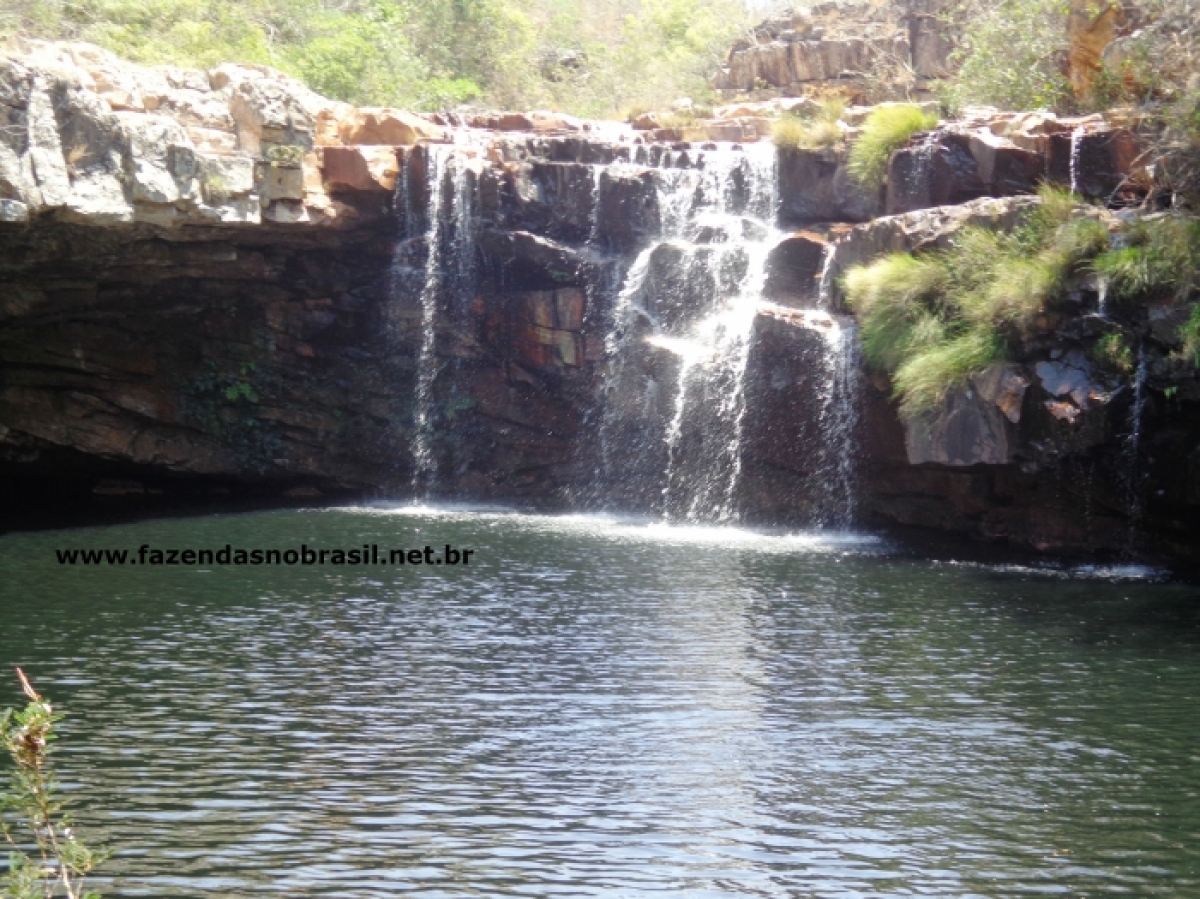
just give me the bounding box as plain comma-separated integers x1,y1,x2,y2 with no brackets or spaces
320,146,399,192
337,108,446,146
592,166,661,253
777,147,878,224
763,232,830,304
904,381,1015,466
475,230,587,289
1046,125,1143,200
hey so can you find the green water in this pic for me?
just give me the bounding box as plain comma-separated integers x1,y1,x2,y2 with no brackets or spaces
1,505,1198,897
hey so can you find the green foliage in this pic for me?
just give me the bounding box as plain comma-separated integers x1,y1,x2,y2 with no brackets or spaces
1092,216,1200,304
843,188,1111,416
200,171,228,205
0,0,747,116
772,99,846,151
180,360,282,469
847,104,938,189
893,329,1004,415
939,0,1072,113
2,670,107,899
1094,331,1135,373
1180,304,1200,367
264,145,305,167
842,254,949,372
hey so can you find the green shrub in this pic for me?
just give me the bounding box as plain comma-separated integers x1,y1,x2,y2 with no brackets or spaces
0,0,749,117
939,0,1072,114
893,329,1004,416
847,104,938,189
1179,304,1200,367
772,98,845,151
2,670,108,899
842,189,1114,417
1094,331,1135,373
1092,216,1200,304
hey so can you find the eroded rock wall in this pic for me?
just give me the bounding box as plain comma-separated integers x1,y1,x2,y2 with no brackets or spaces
2,41,1198,565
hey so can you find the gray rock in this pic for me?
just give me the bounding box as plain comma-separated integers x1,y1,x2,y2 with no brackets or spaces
1036,350,1094,408
905,385,1014,466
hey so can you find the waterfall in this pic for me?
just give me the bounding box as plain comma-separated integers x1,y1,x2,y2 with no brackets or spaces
911,129,938,203
592,144,780,523
1121,343,1148,554
587,164,604,248
410,145,478,497
1097,277,1109,317
1069,125,1085,196
816,242,837,310
813,318,861,528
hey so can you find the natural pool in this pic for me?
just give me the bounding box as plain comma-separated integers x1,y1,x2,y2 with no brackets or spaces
1,505,1198,897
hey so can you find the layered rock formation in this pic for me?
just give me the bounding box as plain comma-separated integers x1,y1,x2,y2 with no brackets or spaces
711,0,955,101
1,40,1197,565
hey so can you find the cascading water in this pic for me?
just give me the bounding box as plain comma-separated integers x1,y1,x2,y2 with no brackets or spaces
1121,343,1148,553
592,144,780,523
1069,125,1085,195
409,144,479,497
816,242,838,310
813,317,861,528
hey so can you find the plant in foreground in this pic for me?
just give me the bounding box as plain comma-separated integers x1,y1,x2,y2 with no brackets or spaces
2,669,106,899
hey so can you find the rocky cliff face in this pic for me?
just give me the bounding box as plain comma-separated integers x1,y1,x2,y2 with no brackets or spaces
711,0,955,102
1,40,1196,565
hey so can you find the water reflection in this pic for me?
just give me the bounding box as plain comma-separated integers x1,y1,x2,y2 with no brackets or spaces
0,508,1197,897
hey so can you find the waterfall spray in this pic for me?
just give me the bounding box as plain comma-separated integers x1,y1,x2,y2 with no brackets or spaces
410,146,478,497
592,144,779,522
1069,125,1085,196
814,318,861,528
817,242,838,310
1121,343,1148,554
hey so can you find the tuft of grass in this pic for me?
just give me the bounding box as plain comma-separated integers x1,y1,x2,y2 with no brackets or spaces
1092,216,1200,305
1179,304,1200,368
847,104,938,189
1017,183,1084,249
265,145,306,166
963,255,1061,330
892,330,1003,417
1050,215,1110,261
843,189,1119,418
1093,332,1135,374
771,98,846,151
843,254,949,371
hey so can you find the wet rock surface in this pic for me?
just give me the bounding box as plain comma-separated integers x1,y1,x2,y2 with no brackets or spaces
0,41,1198,564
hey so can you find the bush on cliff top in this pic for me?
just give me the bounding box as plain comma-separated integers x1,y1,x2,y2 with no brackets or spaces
772,98,846,151
942,0,1198,116
1180,304,1200,367
939,0,1072,114
1092,216,1200,305
0,0,748,117
847,104,939,190
842,186,1110,416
